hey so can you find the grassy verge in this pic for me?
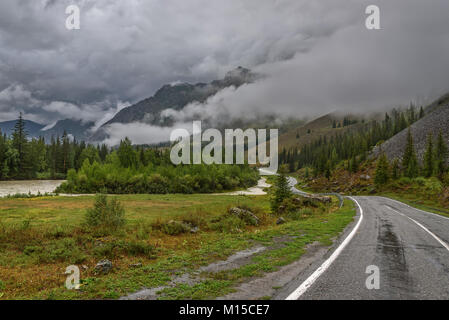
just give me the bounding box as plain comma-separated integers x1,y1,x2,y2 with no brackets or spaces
0,193,355,300
155,198,355,300
380,193,449,218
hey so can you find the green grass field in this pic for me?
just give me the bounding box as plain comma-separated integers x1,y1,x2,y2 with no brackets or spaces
0,193,355,300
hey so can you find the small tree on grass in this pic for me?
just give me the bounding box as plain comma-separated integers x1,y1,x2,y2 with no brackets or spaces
85,194,126,232
375,153,390,186
271,165,292,213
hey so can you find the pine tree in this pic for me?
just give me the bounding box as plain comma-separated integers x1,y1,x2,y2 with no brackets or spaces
11,113,30,177
435,130,448,178
391,158,400,180
402,127,419,178
423,133,434,178
288,157,296,173
419,106,425,119
271,165,292,213
375,153,390,186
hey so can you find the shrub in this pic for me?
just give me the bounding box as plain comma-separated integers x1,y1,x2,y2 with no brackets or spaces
93,240,156,259
423,177,443,194
23,239,87,264
414,177,426,186
209,215,246,233
124,241,156,258
161,221,191,236
85,194,126,232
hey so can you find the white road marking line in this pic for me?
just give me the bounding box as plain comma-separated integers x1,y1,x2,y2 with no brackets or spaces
383,197,449,221
285,196,364,300
387,206,449,252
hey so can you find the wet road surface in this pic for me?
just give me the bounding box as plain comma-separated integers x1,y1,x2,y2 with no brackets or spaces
280,195,449,300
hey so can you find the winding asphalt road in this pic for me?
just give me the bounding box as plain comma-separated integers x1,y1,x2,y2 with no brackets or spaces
283,177,449,300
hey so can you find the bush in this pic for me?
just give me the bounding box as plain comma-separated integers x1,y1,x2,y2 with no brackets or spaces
414,177,426,186
161,221,191,236
93,240,156,259
56,159,259,195
209,215,246,233
124,241,156,258
423,177,443,194
23,239,87,264
85,194,126,232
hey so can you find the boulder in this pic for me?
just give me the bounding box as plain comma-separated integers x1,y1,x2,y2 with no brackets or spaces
276,217,286,225
360,174,371,181
229,207,260,226
95,259,112,274
129,263,142,268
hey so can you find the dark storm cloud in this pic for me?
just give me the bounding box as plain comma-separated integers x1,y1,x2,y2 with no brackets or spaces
0,0,448,133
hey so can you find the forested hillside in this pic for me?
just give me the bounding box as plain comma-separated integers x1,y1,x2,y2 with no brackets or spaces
280,104,425,177
0,113,110,180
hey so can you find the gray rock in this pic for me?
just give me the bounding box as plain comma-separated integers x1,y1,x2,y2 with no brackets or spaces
276,217,286,225
229,207,260,226
293,194,332,205
95,259,113,274
129,263,142,268
190,226,200,233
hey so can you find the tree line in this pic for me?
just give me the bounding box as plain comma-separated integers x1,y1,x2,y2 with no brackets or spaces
375,128,448,186
57,137,259,194
280,104,427,178
0,114,110,180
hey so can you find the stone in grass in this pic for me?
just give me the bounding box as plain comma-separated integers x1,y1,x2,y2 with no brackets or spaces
95,259,113,274
129,263,143,268
229,207,260,226
276,217,286,225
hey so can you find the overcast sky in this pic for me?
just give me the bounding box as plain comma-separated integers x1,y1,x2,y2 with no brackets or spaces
1,0,448,139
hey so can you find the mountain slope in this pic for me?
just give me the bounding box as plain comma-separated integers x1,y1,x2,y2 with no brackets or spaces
107,67,255,126
373,101,449,163
41,119,95,141
90,67,257,142
278,113,363,151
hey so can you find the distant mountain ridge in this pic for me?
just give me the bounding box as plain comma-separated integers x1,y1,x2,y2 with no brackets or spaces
0,118,94,141
90,67,258,142
0,120,45,137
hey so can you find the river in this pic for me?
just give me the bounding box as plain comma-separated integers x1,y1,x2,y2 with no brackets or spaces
0,180,65,197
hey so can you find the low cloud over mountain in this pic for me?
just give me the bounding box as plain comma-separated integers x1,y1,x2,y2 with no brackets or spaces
0,0,448,145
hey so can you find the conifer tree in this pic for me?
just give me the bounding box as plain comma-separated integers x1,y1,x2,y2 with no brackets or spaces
375,153,390,186
419,106,425,119
402,127,419,178
391,158,400,180
271,165,292,213
12,113,30,177
423,133,434,178
435,130,448,178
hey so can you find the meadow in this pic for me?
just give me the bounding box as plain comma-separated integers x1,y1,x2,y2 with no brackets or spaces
0,193,355,300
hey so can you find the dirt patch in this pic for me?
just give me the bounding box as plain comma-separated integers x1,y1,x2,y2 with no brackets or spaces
217,242,327,300
120,245,267,300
